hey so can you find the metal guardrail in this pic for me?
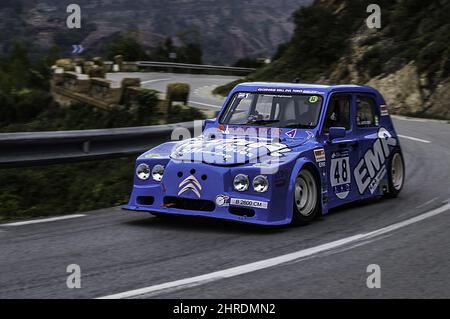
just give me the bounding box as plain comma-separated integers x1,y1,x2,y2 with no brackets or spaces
0,121,198,168
136,61,256,74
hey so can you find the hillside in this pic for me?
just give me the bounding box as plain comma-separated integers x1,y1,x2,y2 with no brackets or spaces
0,0,311,64
218,0,450,120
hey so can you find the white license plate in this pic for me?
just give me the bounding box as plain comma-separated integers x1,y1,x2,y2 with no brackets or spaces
230,198,268,209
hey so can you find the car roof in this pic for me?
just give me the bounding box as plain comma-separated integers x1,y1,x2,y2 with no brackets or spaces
234,82,380,95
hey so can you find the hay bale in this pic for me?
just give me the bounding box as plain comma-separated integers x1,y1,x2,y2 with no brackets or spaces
92,56,104,66
55,58,75,72
166,83,190,105
121,78,141,88
88,65,105,78
73,58,85,66
114,55,124,65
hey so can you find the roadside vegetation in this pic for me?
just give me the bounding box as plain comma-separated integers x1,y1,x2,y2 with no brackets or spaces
0,39,205,222
214,0,450,121
0,157,135,222
99,31,203,65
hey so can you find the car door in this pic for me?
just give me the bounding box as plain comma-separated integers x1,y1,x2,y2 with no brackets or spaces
352,93,387,198
322,93,361,208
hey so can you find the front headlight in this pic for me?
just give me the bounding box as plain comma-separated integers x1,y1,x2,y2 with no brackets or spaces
151,164,165,182
233,174,249,191
136,163,150,180
253,175,269,192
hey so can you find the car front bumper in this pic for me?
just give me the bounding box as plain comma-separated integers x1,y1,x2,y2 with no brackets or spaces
123,161,293,225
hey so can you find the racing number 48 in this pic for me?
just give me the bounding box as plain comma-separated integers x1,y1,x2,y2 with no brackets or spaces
334,159,348,183
331,157,350,186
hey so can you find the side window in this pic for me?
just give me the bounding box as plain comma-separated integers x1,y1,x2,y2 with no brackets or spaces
324,95,351,132
356,96,379,127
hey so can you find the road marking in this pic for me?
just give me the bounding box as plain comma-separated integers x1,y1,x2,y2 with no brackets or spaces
141,78,173,85
392,115,447,124
398,134,431,143
97,202,450,299
0,214,86,227
188,100,221,108
416,197,438,209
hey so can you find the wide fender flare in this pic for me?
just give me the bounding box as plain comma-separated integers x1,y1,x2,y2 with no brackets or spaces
285,157,323,222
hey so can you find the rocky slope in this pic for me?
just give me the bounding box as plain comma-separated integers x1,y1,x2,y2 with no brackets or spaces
226,0,450,119
0,0,311,64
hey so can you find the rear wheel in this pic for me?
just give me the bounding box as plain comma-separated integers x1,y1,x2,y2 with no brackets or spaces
291,169,320,225
384,150,405,198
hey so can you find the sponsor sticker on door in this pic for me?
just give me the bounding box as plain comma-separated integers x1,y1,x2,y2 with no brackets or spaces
314,148,326,162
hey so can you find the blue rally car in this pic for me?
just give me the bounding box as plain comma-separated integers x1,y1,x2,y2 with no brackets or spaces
123,82,405,225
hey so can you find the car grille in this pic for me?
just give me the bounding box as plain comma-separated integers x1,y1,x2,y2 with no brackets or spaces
163,196,215,212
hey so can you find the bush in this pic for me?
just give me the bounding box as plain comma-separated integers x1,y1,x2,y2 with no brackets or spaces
233,58,264,69
167,104,205,123
212,79,245,97
101,34,149,61
0,157,135,222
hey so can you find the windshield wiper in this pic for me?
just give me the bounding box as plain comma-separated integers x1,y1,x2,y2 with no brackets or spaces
283,123,313,128
247,119,280,125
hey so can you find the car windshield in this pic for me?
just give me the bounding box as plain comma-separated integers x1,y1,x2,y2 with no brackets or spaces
219,92,323,128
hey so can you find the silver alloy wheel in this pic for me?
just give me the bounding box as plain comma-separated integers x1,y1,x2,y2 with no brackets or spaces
391,153,404,191
294,170,318,217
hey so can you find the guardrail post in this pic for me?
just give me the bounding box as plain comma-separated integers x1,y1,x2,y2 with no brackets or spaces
82,141,90,154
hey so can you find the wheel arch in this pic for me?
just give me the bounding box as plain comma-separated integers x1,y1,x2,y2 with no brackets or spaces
286,157,324,222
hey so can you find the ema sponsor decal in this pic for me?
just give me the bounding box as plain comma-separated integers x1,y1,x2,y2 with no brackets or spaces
380,104,389,116
354,127,397,194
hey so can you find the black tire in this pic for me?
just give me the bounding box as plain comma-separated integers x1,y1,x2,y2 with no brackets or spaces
291,168,321,225
150,212,169,218
384,150,405,198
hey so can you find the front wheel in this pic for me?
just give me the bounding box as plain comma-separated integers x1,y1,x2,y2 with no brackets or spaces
291,169,320,225
150,212,170,218
384,150,405,198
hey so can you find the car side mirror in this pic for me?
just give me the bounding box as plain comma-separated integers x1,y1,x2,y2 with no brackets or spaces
328,127,346,142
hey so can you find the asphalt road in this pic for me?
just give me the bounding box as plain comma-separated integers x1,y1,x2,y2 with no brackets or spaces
0,74,449,298
107,72,239,111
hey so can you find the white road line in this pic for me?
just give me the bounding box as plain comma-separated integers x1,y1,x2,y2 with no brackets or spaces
392,115,448,124
416,197,438,209
188,100,221,108
97,202,450,299
398,134,431,143
141,78,173,85
0,214,86,227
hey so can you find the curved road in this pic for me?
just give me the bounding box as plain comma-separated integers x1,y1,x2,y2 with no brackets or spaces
0,74,449,298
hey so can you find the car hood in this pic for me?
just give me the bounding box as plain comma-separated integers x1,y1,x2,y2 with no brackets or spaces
168,131,315,166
